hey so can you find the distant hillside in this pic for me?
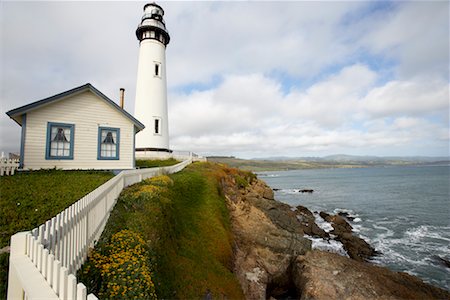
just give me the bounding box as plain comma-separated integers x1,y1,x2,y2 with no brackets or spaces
207,155,449,172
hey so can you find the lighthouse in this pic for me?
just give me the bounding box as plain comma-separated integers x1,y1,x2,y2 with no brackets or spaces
134,3,170,153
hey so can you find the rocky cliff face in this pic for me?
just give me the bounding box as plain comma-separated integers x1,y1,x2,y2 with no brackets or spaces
219,169,450,299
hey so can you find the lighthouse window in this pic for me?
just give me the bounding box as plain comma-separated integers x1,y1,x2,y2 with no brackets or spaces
154,119,160,134
98,127,120,160
154,63,161,77
46,122,74,160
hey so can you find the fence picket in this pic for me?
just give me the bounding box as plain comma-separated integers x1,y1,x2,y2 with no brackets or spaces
53,260,61,294
42,248,49,279
59,266,68,300
37,244,43,272
0,158,19,176
67,274,77,300
47,254,54,286
77,283,87,300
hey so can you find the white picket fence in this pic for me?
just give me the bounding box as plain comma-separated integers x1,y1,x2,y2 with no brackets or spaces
0,158,20,176
7,159,192,300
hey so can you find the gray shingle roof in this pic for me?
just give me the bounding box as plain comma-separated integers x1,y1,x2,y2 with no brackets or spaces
6,83,145,131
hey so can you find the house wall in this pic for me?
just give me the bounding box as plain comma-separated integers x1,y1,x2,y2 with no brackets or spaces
23,91,135,170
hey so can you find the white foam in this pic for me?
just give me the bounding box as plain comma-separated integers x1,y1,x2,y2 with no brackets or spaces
307,236,349,257
279,189,301,195
352,224,362,233
406,225,450,243
372,224,394,239
353,217,362,223
313,213,333,233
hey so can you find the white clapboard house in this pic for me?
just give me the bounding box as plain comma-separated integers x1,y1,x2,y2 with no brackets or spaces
6,83,145,170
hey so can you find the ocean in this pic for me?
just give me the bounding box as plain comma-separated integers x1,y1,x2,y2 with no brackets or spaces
258,165,450,291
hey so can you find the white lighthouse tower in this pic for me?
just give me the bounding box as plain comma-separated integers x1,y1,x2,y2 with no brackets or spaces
134,2,171,153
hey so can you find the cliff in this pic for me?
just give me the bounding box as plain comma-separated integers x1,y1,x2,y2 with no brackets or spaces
220,168,450,299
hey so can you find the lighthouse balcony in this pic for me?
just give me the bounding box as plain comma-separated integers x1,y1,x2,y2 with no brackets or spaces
139,18,168,32
142,12,165,23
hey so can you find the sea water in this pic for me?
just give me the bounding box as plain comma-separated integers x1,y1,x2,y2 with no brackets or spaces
259,165,450,291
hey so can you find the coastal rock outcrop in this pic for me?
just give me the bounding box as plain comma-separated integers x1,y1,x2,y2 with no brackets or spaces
319,210,377,261
219,167,450,299
293,250,450,300
222,173,311,299
294,205,329,239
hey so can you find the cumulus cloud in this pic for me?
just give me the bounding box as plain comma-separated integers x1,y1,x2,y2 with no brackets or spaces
362,78,449,117
1,1,448,157
169,64,449,157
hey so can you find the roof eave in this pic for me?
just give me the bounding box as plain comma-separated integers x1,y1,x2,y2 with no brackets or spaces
5,83,146,130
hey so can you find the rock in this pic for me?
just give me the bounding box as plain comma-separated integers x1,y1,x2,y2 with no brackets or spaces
295,205,329,239
310,223,329,239
337,211,355,221
222,171,311,299
299,189,314,193
319,211,331,221
249,197,304,235
272,188,281,191
293,250,450,300
250,180,275,200
318,211,376,261
432,255,450,268
263,188,275,200
329,215,353,235
336,232,377,262
296,205,314,218
218,167,449,299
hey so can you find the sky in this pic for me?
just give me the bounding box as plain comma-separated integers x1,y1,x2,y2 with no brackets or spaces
0,1,449,159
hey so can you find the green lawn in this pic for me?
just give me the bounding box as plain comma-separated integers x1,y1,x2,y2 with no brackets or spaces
0,169,114,299
79,162,245,299
0,170,114,248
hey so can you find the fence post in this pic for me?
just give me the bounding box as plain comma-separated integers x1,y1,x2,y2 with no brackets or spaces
7,231,29,299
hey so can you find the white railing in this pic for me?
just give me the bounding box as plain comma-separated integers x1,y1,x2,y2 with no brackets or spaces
0,158,20,176
7,159,192,300
135,150,207,162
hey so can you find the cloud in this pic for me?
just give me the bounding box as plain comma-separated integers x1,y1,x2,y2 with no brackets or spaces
359,1,449,78
1,2,448,158
362,78,449,117
282,64,377,127
169,64,448,158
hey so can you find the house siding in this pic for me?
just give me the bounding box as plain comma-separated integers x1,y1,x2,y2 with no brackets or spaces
23,91,135,170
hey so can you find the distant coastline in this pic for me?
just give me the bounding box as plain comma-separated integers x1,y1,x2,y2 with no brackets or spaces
207,155,450,172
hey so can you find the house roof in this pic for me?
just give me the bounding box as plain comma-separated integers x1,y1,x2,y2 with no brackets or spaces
6,83,145,132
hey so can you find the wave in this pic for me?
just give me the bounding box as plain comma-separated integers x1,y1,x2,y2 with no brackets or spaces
256,173,279,178
306,236,349,257
405,225,450,243
277,188,310,195
313,213,333,233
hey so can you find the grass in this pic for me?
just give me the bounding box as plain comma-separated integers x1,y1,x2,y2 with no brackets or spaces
79,162,245,299
135,158,179,168
0,169,114,299
0,170,114,248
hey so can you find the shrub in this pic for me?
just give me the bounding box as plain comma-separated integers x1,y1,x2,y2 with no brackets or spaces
135,158,179,168
81,230,156,299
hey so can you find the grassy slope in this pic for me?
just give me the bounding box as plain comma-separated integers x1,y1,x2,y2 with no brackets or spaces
79,162,244,299
0,170,114,300
206,157,361,171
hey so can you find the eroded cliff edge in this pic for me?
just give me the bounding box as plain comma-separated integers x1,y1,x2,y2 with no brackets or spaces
219,169,450,299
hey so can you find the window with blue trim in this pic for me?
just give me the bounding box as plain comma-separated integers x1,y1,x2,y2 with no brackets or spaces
46,122,74,159
98,127,120,160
